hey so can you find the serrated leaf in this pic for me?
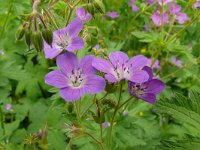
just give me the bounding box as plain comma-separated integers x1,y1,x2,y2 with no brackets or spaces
155,90,200,131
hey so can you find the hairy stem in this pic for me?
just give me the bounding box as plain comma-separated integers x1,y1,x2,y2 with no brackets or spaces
43,8,59,30
108,82,123,149
32,0,40,13
84,132,104,150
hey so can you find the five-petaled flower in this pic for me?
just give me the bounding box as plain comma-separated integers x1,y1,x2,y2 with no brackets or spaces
44,18,84,59
45,52,106,101
76,7,91,22
92,51,149,83
128,66,165,103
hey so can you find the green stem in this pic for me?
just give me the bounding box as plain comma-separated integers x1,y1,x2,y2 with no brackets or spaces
108,82,123,149
43,8,59,30
75,101,80,119
0,5,12,39
100,124,103,143
128,2,155,32
0,106,5,136
118,97,133,110
65,0,82,26
84,132,104,150
164,15,176,41
65,7,73,26
167,13,200,43
99,93,108,101
81,95,96,118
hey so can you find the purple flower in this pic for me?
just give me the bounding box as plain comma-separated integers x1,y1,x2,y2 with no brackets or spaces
128,66,165,103
147,59,161,70
145,0,155,4
76,7,91,22
92,51,149,83
151,11,169,26
93,44,100,50
102,122,110,128
39,130,46,138
176,13,189,24
193,2,200,8
171,56,182,67
169,3,181,15
45,52,106,101
128,0,139,12
44,18,84,59
158,0,173,5
6,103,13,112
169,3,189,24
107,11,120,19
144,24,150,31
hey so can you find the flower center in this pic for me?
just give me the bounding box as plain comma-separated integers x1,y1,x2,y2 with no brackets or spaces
112,61,131,80
55,34,69,49
132,83,147,96
68,68,84,88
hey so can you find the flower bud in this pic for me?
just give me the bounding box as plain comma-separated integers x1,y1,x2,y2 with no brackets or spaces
32,31,43,51
42,29,53,46
16,25,25,40
86,3,95,16
94,0,105,14
25,30,32,49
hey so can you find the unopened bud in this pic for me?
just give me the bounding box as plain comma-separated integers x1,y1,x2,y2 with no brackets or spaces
42,29,53,46
25,31,32,49
94,0,105,14
16,25,25,40
86,3,95,16
32,31,43,51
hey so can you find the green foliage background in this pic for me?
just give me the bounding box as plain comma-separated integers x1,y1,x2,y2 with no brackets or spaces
0,0,200,149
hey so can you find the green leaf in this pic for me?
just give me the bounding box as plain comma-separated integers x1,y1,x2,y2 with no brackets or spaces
132,31,160,43
155,90,200,131
159,135,200,150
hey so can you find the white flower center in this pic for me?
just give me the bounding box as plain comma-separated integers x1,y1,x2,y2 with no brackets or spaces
112,61,131,80
55,33,70,50
68,68,85,88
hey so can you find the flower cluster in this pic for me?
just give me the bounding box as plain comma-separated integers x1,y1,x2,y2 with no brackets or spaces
150,1,189,26
44,7,165,103
45,50,165,103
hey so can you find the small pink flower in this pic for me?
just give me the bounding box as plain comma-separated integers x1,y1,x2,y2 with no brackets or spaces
128,0,139,12
151,11,169,26
106,11,120,19
6,103,13,112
